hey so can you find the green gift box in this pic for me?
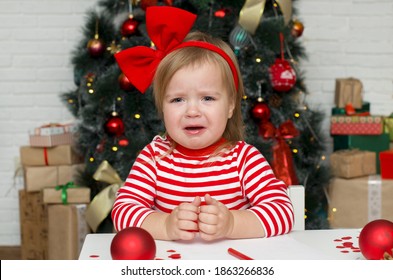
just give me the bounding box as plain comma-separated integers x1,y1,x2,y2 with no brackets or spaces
333,134,390,173
331,101,370,116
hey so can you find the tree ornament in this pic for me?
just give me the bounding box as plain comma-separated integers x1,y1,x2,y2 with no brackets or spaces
105,116,125,136
118,72,134,91
291,19,304,38
214,9,227,18
269,93,283,108
87,36,106,57
121,17,139,37
269,33,297,92
252,101,271,122
110,227,156,260
87,19,106,57
359,219,393,260
229,25,251,55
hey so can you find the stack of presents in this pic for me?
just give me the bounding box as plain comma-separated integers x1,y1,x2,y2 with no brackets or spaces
328,78,393,228
18,123,91,259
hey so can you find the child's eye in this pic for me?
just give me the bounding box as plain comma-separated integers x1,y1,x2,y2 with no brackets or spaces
203,96,216,101
170,97,183,103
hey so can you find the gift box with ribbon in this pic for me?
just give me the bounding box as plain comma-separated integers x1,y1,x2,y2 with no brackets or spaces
328,175,393,228
384,113,393,141
20,145,83,166
23,164,85,192
29,123,77,147
379,150,393,180
42,182,90,204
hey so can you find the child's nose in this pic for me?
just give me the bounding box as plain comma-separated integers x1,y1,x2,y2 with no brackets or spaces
185,101,201,117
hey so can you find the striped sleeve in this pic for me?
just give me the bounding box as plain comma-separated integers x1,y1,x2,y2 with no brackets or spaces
239,144,294,237
111,144,157,232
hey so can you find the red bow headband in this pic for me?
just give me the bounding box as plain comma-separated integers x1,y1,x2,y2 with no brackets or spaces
114,6,239,94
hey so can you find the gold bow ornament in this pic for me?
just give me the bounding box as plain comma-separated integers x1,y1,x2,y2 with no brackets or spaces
85,160,123,232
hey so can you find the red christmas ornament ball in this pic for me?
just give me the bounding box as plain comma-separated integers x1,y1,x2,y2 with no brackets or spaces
252,102,271,121
111,227,156,260
118,72,134,91
87,38,106,57
121,18,139,37
105,116,125,136
269,58,297,92
358,219,393,260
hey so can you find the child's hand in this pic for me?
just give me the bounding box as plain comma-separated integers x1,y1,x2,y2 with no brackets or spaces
198,194,234,241
165,196,201,240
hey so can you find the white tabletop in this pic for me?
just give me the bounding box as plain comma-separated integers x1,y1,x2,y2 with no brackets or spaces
79,229,364,260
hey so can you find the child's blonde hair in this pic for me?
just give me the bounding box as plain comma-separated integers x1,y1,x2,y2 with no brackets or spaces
153,31,245,148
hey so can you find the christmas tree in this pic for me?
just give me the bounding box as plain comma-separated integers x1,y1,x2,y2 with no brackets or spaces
61,0,331,232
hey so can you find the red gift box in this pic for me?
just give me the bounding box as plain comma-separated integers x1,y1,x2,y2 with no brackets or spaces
380,150,393,179
330,115,384,135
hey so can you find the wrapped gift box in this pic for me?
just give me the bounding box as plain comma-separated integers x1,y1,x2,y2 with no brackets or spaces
330,115,384,135
334,78,363,108
333,134,390,173
384,115,393,141
331,101,370,116
42,186,90,204
20,145,83,166
330,149,376,179
24,164,85,192
47,204,91,260
380,150,393,179
18,190,48,260
34,123,75,136
29,132,75,147
328,176,393,228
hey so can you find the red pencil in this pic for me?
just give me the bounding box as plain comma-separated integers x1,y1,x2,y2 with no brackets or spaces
227,248,254,260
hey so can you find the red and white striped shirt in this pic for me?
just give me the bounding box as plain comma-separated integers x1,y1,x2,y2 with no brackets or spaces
111,136,294,237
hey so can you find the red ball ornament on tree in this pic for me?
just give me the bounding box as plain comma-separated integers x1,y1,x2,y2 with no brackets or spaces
359,219,393,260
269,58,297,92
252,102,271,122
121,17,139,37
105,116,125,136
111,227,156,260
87,36,106,57
118,72,134,91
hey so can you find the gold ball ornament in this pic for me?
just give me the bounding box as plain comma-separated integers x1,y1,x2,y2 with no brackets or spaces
291,20,304,38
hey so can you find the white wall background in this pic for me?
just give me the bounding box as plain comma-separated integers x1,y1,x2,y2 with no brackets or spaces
0,0,392,245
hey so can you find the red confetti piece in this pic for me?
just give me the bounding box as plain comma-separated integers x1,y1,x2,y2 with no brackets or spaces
89,255,100,258
155,258,164,260
341,236,352,240
352,249,361,252
333,239,342,242
168,253,181,259
343,242,353,248
336,246,345,249
340,250,350,253
167,249,176,252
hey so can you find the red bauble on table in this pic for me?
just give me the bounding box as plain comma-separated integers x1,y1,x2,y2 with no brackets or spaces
358,219,393,260
269,58,297,92
111,227,156,260
105,116,125,136
121,17,139,37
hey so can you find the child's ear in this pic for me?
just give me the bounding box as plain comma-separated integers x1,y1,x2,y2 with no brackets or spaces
228,101,235,119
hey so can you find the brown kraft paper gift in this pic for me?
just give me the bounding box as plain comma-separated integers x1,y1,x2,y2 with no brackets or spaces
330,149,376,179
328,176,393,228
20,145,83,166
334,78,363,108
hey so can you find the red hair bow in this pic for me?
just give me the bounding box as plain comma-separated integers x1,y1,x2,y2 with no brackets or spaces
115,7,196,94
115,6,239,94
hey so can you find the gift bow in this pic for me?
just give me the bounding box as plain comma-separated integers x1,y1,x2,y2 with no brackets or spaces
85,160,123,232
259,120,299,186
114,6,239,94
55,181,77,205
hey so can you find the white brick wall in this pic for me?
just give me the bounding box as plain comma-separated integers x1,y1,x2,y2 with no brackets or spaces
0,0,392,245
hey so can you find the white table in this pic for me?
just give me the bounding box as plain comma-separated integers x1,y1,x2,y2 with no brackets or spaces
79,229,364,260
